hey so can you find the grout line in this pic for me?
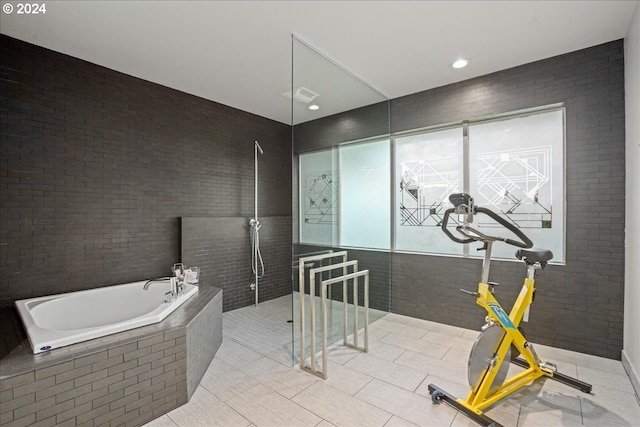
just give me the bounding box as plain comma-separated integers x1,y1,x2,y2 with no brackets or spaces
352,376,375,397
165,414,180,427
515,402,523,427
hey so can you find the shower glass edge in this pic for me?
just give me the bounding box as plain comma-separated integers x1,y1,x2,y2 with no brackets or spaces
290,34,391,371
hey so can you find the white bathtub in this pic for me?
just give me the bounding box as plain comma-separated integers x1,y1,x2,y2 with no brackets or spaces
15,280,198,354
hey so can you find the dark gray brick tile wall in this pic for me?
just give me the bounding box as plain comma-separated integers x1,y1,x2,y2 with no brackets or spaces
390,40,626,360
0,34,292,308
294,40,626,359
182,216,292,311
0,284,221,427
294,101,389,153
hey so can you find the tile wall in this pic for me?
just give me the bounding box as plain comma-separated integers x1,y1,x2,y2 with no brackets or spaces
0,34,292,311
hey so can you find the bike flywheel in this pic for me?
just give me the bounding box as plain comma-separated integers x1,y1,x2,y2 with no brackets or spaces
468,325,511,395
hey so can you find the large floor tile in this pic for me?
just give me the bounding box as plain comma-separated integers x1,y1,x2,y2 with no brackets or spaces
242,355,318,399
581,388,640,426
199,357,259,402
517,409,585,427
215,338,264,369
355,379,456,426
324,361,373,395
381,331,450,359
441,346,472,366
166,386,251,427
395,349,468,383
382,313,413,324
419,330,475,352
226,384,322,427
587,382,640,410
345,353,427,391
405,318,470,337
143,415,178,427
364,338,406,362
370,318,430,339
383,416,419,427
292,381,392,426
577,364,636,394
518,388,583,425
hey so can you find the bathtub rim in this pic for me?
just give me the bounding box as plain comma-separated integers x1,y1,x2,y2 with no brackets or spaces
15,280,199,354
1,284,221,380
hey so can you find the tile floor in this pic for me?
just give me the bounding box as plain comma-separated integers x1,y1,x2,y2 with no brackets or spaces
145,295,640,427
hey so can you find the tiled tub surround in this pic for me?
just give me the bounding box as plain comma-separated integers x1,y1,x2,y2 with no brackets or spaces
0,284,222,427
15,281,199,354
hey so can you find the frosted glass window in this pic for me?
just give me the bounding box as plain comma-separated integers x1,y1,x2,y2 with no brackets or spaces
395,128,464,254
299,150,338,245
469,110,564,262
298,107,564,262
339,140,390,249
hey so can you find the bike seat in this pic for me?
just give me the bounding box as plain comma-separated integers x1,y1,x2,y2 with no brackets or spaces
515,248,553,266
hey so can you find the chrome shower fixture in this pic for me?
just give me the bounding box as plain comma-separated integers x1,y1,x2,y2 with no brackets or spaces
250,140,265,306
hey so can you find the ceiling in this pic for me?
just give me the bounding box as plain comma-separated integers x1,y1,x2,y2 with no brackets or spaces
1,1,637,124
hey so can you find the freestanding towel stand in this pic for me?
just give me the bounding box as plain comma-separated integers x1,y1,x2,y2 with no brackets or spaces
298,251,369,379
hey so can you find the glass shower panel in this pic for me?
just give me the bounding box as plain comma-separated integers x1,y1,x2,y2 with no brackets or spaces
292,35,390,371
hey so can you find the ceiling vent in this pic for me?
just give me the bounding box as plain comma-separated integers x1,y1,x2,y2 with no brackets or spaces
281,86,319,103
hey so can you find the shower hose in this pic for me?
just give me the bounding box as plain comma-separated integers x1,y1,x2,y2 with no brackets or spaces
251,221,265,280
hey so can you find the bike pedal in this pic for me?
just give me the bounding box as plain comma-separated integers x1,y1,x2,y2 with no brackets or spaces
540,362,557,373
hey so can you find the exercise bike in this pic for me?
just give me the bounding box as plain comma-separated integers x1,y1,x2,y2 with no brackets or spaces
428,193,592,427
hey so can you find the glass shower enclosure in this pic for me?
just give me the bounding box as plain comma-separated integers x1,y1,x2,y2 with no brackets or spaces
290,36,391,373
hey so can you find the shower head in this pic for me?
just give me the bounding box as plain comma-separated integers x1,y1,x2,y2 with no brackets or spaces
255,141,264,154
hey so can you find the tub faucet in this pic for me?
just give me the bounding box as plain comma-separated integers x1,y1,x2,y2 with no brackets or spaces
142,277,181,302
171,263,187,298
170,276,181,297
143,277,170,290
143,264,188,301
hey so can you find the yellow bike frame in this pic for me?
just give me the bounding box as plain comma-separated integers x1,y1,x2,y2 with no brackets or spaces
459,265,553,416
430,194,592,426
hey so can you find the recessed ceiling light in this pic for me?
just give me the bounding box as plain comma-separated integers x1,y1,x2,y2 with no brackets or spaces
308,104,320,111
452,58,470,69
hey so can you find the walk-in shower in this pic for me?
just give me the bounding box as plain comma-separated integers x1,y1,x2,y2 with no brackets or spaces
250,141,265,306
291,35,391,368
225,38,391,370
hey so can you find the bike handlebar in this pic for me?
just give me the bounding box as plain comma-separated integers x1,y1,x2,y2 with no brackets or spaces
441,197,533,249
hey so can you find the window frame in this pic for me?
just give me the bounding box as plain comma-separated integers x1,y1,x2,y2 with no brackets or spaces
298,103,566,264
